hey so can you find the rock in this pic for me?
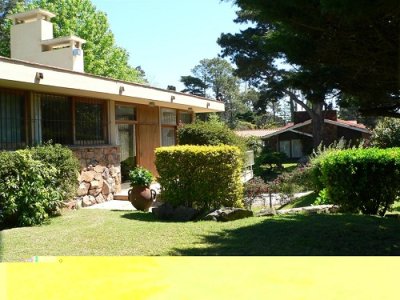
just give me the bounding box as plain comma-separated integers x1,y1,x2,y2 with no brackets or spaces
256,208,277,217
75,199,82,209
82,195,92,207
102,181,111,196
173,206,199,221
81,170,96,182
88,188,102,196
152,203,199,221
203,208,253,222
94,165,106,173
88,195,96,204
152,203,174,220
96,194,105,204
110,166,118,177
276,205,339,215
102,168,110,179
94,172,103,181
90,179,103,189
77,182,90,196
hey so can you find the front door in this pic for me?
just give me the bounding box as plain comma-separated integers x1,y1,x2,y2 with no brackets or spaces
137,124,160,176
137,105,160,176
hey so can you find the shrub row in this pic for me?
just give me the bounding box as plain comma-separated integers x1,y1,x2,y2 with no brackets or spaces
177,118,246,152
155,145,243,211
0,144,79,228
311,147,400,216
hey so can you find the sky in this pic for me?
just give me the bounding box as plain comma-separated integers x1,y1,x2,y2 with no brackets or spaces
91,0,244,91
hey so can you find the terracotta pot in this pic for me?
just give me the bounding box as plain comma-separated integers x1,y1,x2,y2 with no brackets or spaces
128,186,157,212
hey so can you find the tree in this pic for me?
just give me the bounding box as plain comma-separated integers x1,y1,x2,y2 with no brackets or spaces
219,2,339,147
180,75,208,97
181,57,242,128
2,0,146,83
220,0,399,122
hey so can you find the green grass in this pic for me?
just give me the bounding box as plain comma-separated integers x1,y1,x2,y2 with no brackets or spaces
2,208,400,260
280,192,317,209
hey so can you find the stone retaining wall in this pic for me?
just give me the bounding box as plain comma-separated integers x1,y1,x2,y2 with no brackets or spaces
70,146,122,208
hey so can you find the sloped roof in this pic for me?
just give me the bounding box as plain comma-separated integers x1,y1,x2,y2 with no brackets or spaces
260,118,371,139
235,128,281,138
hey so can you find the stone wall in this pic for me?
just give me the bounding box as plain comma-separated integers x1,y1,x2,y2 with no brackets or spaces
70,146,122,208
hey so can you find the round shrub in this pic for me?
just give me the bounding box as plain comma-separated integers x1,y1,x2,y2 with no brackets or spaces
0,151,63,228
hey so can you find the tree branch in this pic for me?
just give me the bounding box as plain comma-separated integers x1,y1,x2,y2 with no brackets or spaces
284,89,313,116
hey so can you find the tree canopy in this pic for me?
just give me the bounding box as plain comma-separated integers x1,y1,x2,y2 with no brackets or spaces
219,0,400,118
0,0,146,83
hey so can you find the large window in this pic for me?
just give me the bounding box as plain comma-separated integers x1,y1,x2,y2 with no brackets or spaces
0,90,26,150
34,94,107,146
38,94,72,144
160,108,192,147
75,100,107,145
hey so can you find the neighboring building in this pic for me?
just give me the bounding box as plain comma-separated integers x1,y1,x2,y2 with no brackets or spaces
262,111,371,159
0,9,224,202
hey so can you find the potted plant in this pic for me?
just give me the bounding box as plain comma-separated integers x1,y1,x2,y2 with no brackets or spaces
128,166,157,211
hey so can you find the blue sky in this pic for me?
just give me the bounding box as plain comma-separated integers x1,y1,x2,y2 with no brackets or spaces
91,0,243,90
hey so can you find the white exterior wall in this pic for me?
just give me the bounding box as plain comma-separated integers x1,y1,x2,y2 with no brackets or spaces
9,15,84,72
10,19,53,62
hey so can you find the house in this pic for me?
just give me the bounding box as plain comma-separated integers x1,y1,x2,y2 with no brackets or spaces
0,9,224,203
261,111,371,159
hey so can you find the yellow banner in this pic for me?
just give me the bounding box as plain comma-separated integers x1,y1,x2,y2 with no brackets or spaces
2,257,399,299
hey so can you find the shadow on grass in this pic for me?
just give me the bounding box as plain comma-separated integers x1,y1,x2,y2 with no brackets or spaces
172,214,400,256
120,211,158,222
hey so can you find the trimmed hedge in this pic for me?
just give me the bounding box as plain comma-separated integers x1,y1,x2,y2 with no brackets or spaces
177,120,246,152
314,148,400,216
0,151,63,227
155,145,243,211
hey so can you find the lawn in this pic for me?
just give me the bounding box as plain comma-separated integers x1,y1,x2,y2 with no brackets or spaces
2,208,400,261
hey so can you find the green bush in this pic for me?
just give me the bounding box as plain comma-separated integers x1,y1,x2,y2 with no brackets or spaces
308,138,359,192
315,148,400,216
272,164,314,195
128,166,154,187
29,143,80,200
0,151,63,227
155,145,243,211
177,118,246,152
253,148,287,180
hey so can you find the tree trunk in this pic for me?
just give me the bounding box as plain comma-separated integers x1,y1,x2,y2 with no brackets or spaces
311,101,324,149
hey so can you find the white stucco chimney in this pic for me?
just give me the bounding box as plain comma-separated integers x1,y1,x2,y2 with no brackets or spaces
8,9,86,72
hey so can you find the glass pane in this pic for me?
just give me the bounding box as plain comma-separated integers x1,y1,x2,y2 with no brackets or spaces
291,139,303,158
178,112,192,124
279,140,291,158
116,105,136,121
117,124,136,181
75,101,105,145
0,91,25,150
39,94,72,145
161,108,176,125
161,127,176,146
